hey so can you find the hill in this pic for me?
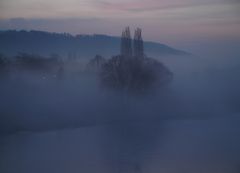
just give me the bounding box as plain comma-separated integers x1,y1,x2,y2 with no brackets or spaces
0,30,189,58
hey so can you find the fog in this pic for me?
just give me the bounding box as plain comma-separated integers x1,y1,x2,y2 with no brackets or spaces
1,48,240,173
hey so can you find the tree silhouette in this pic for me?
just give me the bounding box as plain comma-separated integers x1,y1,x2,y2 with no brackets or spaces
100,28,173,93
121,27,132,57
133,28,144,58
0,54,9,77
86,55,106,73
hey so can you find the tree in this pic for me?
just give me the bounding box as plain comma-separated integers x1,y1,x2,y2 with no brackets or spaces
100,28,173,93
0,54,10,78
86,55,106,73
133,28,144,58
121,27,132,57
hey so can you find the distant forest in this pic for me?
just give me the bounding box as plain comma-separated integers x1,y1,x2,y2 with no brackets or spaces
0,30,189,58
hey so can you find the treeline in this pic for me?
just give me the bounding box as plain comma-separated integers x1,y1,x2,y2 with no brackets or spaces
0,53,63,76
0,27,174,93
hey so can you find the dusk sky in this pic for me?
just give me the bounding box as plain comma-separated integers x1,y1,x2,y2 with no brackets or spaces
0,0,240,51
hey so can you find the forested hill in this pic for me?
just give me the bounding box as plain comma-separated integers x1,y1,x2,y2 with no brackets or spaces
0,30,189,58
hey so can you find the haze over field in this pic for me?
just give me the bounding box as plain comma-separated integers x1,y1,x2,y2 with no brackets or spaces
0,0,240,173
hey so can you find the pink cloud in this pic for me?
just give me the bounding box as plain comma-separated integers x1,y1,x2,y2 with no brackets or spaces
96,0,179,12
96,0,238,12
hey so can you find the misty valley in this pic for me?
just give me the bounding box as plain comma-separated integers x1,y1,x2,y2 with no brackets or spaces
1,28,240,173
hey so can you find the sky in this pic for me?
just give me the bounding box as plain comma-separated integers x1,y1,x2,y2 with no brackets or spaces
0,0,240,52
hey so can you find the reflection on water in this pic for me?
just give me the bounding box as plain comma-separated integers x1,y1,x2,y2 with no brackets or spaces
1,117,240,173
